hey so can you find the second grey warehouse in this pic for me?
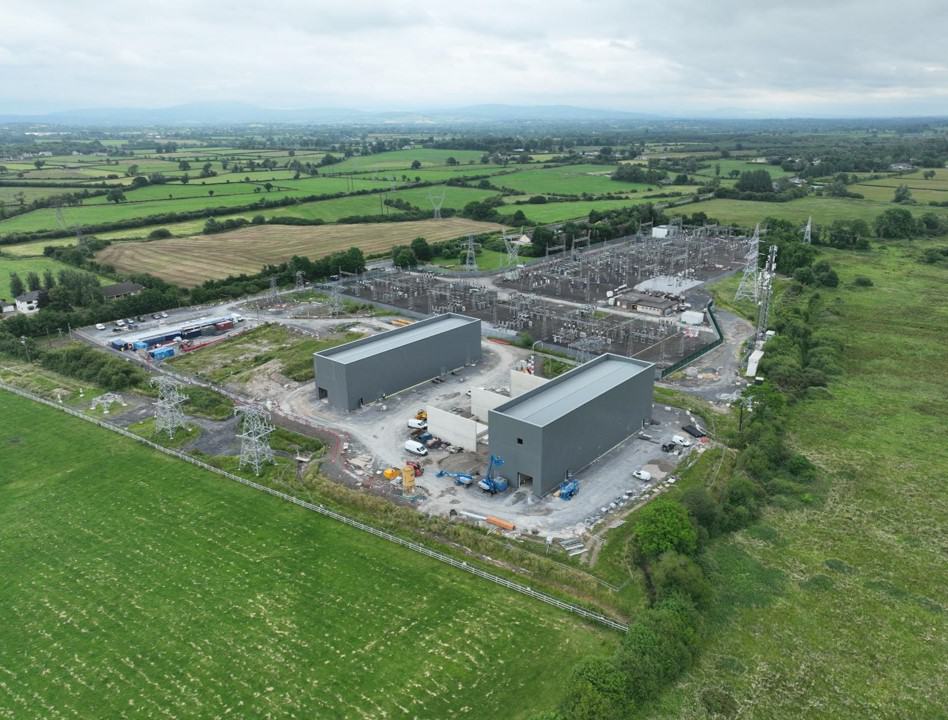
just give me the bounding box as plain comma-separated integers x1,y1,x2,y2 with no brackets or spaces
314,313,482,412
488,354,655,496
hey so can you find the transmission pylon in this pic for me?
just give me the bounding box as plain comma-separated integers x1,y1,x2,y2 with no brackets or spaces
463,235,479,272
269,276,279,302
502,228,521,267
295,271,306,290
235,404,275,476
735,223,761,303
756,244,778,339
151,377,188,439
803,216,812,244
329,285,343,316
428,189,445,220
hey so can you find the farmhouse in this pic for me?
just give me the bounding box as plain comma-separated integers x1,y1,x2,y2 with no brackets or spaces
314,313,482,412
101,281,145,301
15,290,43,314
488,354,654,496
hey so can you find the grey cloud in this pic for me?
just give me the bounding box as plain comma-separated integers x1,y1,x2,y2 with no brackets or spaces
1,0,947,116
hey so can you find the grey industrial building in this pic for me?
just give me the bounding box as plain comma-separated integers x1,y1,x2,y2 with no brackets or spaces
314,313,481,412
488,354,654,496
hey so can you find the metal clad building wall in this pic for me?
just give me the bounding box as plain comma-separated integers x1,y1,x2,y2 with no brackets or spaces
314,315,481,411
486,410,545,489
489,355,654,497
537,369,652,495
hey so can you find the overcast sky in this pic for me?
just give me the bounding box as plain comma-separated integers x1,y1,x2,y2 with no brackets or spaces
2,0,947,117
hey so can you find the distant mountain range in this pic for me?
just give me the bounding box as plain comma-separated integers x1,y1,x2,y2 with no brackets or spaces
0,102,663,126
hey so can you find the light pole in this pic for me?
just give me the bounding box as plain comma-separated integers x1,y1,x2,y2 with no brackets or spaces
19,336,31,363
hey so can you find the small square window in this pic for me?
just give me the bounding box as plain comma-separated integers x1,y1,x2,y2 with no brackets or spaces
517,438,524,445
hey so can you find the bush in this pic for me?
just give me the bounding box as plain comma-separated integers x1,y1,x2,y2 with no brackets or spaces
852,275,874,287
38,344,147,390
631,499,698,562
651,551,713,608
616,595,702,707
147,228,172,239
558,657,628,720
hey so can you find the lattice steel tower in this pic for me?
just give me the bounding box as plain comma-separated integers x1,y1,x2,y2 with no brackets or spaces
735,223,761,303
151,376,188,439
756,244,779,339
428,189,445,220
503,228,521,267
463,235,479,272
236,404,275,476
802,216,812,244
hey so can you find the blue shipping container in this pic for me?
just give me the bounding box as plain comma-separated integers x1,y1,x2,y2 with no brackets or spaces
149,347,175,360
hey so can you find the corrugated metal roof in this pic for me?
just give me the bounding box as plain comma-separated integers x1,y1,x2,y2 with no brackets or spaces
317,314,477,365
494,354,652,427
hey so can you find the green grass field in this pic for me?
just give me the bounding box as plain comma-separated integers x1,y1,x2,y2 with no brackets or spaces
679,195,948,227
0,182,499,239
849,182,948,204
496,193,695,224
0,255,109,299
490,164,649,195
315,148,486,172
639,240,948,719
0,390,613,718
0,237,76,256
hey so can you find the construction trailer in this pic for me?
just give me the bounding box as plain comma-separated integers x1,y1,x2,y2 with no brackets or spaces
488,354,654,497
313,313,481,412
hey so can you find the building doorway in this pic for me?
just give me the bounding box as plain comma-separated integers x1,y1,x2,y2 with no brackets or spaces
317,387,328,400
517,472,534,490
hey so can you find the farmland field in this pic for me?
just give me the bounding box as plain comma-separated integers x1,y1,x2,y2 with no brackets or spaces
640,241,948,719
0,390,612,719
849,182,948,204
679,195,948,227
314,148,486,172
95,218,504,286
490,164,650,195
496,194,694,224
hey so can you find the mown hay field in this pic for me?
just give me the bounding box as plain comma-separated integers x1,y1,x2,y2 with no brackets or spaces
96,218,504,286
0,390,611,719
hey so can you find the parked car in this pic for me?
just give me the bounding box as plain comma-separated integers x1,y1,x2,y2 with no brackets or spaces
95,323,106,331
152,313,161,319
160,311,168,318
632,469,652,482
407,418,427,430
672,434,693,447
404,440,428,456
115,319,125,327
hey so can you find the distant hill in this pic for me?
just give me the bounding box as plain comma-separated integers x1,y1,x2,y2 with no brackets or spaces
0,102,661,126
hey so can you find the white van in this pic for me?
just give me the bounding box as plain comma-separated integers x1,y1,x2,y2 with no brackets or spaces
404,440,428,456
407,418,427,430
672,434,693,447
